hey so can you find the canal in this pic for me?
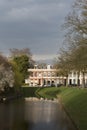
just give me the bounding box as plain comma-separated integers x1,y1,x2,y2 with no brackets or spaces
0,99,76,130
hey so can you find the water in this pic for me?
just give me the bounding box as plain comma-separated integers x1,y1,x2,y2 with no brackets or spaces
0,99,76,130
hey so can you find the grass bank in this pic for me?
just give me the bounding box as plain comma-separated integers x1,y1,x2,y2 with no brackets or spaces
37,87,87,130
36,87,59,99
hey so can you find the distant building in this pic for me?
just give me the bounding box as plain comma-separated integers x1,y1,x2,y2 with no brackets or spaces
25,65,65,87
68,71,87,86
25,65,87,87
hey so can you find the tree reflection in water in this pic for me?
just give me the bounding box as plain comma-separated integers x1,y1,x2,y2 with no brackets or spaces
0,100,76,130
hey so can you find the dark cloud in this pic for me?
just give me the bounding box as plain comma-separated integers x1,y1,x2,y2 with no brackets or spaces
0,0,74,61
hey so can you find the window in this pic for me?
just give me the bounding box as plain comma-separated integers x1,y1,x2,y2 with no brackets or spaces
73,72,76,77
73,79,76,84
69,72,72,77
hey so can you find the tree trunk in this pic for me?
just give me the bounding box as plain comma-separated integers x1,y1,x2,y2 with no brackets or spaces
77,71,80,87
82,71,85,88
66,75,68,87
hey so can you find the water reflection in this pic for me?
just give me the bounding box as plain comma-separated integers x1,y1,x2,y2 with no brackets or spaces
0,100,76,130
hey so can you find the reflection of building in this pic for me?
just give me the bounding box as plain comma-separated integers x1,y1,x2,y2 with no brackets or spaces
25,65,65,87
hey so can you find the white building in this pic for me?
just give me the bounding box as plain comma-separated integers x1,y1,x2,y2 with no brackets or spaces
25,65,87,87
68,71,87,86
25,65,66,87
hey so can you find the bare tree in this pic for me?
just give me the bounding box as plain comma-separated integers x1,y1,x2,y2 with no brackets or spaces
9,48,32,57
56,0,87,87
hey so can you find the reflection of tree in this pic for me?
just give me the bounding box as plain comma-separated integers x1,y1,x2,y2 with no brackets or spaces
0,100,30,130
11,121,35,130
11,121,29,130
0,100,76,130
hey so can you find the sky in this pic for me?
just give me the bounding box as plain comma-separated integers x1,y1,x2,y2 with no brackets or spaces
0,0,74,63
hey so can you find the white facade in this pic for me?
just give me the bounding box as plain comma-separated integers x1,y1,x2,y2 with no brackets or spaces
26,65,65,87
68,71,87,86
25,65,87,87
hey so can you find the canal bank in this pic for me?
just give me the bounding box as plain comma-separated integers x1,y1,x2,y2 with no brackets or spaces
2,86,87,130
36,87,87,130
0,90,23,103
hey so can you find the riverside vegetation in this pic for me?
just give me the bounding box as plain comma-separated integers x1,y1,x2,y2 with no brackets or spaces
0,48,34,101
22,87,87,130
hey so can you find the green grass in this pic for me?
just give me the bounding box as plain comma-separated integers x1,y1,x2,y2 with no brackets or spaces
37,87,87,130
60,88,87,130
21,86,87,130
36,87,60,99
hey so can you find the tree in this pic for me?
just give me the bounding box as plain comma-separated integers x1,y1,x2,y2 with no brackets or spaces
57,0,87,87
54,51,73,86
13,55,29,82
9,48,32,57
37,63,47,69
0,55,14,92
10,61,23,90
64,0,87,46
10,48,35,84
70,45,87,87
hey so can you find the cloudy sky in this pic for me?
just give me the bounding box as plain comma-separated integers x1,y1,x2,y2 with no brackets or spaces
0,0,74,63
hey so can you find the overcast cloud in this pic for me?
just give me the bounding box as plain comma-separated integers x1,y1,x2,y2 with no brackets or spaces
0,0,74,62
